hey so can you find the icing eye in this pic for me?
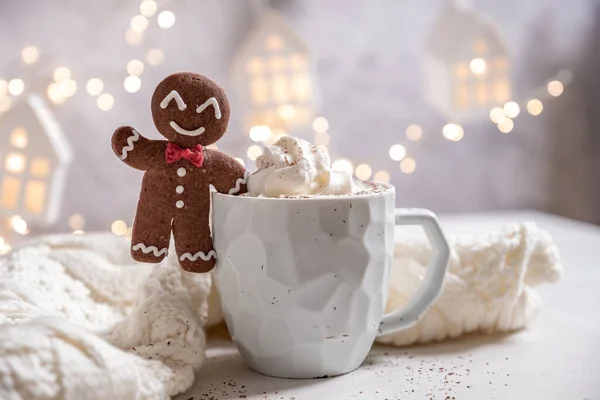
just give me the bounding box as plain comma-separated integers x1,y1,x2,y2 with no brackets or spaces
160,90,187,111
196,97,222,120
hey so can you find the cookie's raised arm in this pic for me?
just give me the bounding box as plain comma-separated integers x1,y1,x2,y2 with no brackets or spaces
207,150,249,195
111,126,167,171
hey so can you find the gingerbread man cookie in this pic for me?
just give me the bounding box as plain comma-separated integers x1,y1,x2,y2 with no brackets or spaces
111,72,248,273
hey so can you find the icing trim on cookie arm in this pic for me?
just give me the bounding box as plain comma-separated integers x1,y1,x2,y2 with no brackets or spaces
180,250,217,262
119,129,140,160
196,97,221,119
160,90,187,110
132,243,168,257
228,170,250,195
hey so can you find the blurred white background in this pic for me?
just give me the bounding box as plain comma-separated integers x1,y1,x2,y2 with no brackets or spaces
0,0,598,247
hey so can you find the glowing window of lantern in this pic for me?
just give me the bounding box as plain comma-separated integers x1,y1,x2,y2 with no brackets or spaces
266,34,284,51
245,58,264,75
291,73,311,101
25,180,46,213
454,64,470,79
5,153,26,174
455,84,469,109
250,78,269,105
10,127,28,149
476,80,487,106
30,158,51,178
493,79,510,103
272,74,288,102
474,39,487,54
289,54,307,70
269,57,285,72
1,176,20,208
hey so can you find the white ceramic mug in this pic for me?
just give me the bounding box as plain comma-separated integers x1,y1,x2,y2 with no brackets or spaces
212,183,450,379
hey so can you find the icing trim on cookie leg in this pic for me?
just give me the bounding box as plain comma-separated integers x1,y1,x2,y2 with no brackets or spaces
228,171,250,195
180,250,218,262
120,129,140,160
132,243,169,257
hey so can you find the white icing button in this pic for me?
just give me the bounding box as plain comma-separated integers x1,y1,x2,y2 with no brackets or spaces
177,167,186,177
176,200,184,208
176,185,184,194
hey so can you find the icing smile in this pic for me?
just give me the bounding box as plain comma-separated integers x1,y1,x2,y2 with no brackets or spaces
169,121,206,136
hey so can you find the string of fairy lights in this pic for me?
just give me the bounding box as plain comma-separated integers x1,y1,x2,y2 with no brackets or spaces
0,2,573,254
0,0,176,252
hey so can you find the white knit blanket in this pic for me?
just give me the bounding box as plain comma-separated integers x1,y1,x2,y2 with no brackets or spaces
0,223,561,399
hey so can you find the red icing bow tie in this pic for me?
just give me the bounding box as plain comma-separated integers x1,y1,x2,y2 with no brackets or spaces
165,143,204,168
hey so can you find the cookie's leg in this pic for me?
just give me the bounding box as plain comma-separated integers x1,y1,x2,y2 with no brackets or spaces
173,211,216,273
130,195,172,263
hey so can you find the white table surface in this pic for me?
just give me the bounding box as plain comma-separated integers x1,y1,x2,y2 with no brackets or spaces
176,211,600,400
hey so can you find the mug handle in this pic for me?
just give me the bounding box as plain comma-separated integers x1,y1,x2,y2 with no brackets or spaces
378,208,451,336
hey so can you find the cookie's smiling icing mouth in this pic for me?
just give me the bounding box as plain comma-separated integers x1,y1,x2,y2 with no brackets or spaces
169,121,206,136
160,91,222,137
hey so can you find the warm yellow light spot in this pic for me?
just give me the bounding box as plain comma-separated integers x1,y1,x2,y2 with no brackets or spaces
247,145,263,160
47,83,67,104
53,67,71,82
125,29,143,45
489,107,505,123
469,58,486,74
405,125,422,141
277,105,296,120
157,11,176,28
124,76,142,93
5,153,25,173
111,220,128,236
0,242,11,255
389,144,406,161
498,118,514,133
21,46,39,64
355,164,372,180
10,127,28,149
146,49,165,66
127,59,144,76
503,101,520,118
442,124,464,141
68,214,86,230
73,230,85,235
373,170,390,183
131,15,148,32
1,177,20,208
266,34,284,51
97,93,114,111
60,79,77,97
8,79,25,96
332,159,354,176
140,0,157,16
312,117,329,133
0,96,11,112
86,78,104,96
400,158,416,174
249,125,272,142
234,158,245,167
547,80,564,97
314,132,330,146
527,99,543,116
11,215,28,235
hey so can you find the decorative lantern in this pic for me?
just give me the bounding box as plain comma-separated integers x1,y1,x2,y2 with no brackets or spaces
0,95,72,227
232,11,318,139
423,1,511,120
